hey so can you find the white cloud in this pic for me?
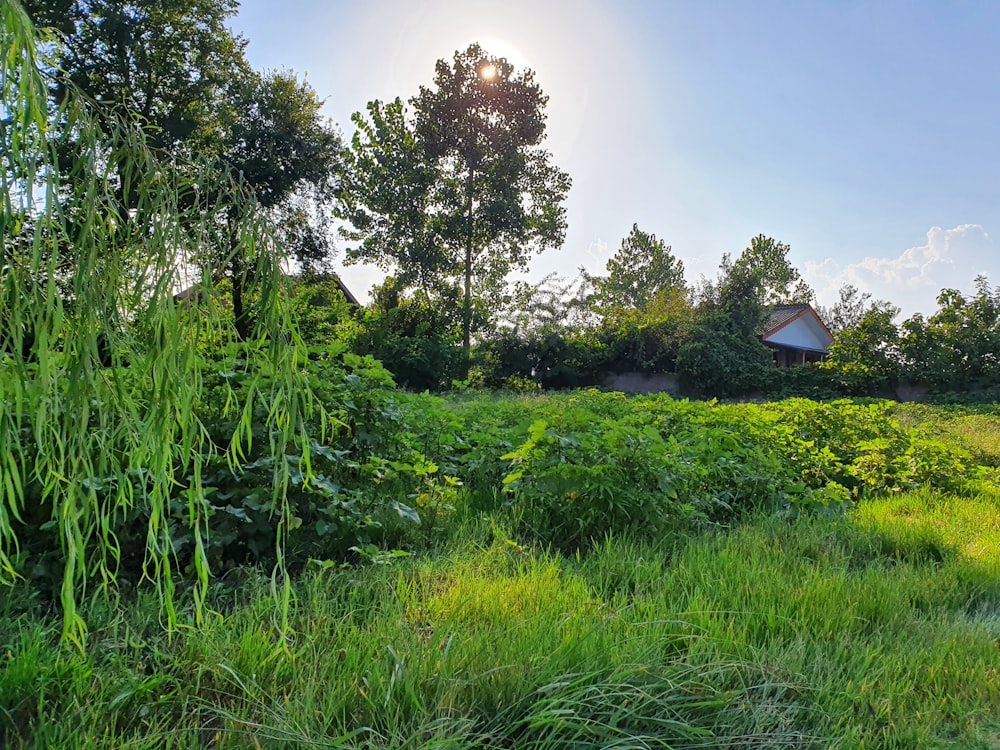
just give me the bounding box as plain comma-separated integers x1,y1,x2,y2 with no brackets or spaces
804,225,996,319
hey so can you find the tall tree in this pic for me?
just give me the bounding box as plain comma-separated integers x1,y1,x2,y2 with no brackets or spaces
218,69,342,339
725,234,813,308
898,276,1000,389
338,43,571,359
26,0,246,153
337,98,445,294
698,234,813,332
26,1,342,339
589,224,687,317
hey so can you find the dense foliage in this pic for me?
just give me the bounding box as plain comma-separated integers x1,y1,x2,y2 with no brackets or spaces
5,399,1000,748
341,286,467,391
6,5,1000,747
0,0,329,643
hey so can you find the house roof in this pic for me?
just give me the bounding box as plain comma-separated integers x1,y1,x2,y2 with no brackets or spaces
761,303,834,353
765,304,813,332
173,273,360,308
330,275,360,307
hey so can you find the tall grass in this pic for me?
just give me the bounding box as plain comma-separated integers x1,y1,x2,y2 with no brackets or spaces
6,491,1000,748
894,402,1000,468
0,1,321,645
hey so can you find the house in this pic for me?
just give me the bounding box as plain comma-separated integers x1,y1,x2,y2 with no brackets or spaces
329,275,360,308
173,273,360,309
762,304,833,367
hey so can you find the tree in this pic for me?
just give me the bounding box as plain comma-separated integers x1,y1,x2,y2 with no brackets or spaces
26,0,246,153
697,235,813,333
675,312,773,397
728,235,813,305
822,283,873,335
498,272,595,338
337,99,445,294
217,69,342,339
28,1,342,340
705,235,812,307
825,300,900,394
338,43,571,360
681,235,811,393
898,276,1000,390
2,1,319,643
589,224,688,317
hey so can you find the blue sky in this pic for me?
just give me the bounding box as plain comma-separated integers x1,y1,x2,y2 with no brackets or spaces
230,0,1000,318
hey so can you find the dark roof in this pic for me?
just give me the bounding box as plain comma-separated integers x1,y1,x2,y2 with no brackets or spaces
173,274,360,308
172,285,206,303
331,275,359,307
764,303,813,333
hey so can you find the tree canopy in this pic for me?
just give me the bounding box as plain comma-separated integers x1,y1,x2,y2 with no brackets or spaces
697,234,813,333
215,69,342,338
26,0,342,339
338,43,571,357
26,0,246,152
589,224,688,318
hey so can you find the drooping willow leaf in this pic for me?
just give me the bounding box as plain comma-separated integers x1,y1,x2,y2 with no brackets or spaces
0,0,322,647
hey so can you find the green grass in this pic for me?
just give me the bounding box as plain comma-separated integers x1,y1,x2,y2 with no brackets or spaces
5,488,1000,748
894,402,1000,467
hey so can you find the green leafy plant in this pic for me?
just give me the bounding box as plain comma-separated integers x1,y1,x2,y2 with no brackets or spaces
0,3,326,643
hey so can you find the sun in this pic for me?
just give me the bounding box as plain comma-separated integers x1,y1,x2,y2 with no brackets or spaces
480,63,498,81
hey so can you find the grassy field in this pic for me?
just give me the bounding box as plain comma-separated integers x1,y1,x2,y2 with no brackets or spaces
3,397,1000,748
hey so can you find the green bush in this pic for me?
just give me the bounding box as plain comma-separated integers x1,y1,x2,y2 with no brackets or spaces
342,295,465,391
473,329,604,390
767,362,843,399
501,419,695,550
496,391,859,550
8,343,428,593
675,313,773,397
473,316,686,391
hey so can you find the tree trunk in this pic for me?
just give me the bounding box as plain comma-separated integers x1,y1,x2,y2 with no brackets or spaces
229,216,249,341
462,168,475,366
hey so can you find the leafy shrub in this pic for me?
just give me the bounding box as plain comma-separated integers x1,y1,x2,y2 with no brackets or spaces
496,392,854,550
8,341,431,593
675,313,773,397
738,398,975,497
474,316,686,391
473,328,604,390
501,419,695,550
597,316,687,374
767,363,843,400
285,275,355,345
342,293,465,391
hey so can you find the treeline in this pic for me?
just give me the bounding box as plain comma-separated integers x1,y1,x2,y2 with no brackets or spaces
828,276,1000,397
341,230,808,394
342,227,1000,400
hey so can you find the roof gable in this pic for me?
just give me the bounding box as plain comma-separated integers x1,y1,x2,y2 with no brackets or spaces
762,304,833,353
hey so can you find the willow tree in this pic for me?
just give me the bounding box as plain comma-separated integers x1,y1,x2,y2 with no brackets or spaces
339,43,571,359
24,0,342,340
1,2,321,645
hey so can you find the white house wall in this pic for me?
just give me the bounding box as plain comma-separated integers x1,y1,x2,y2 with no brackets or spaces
764,317,832,352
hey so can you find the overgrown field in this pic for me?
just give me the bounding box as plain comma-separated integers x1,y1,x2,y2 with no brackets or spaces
4,392,1000,748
